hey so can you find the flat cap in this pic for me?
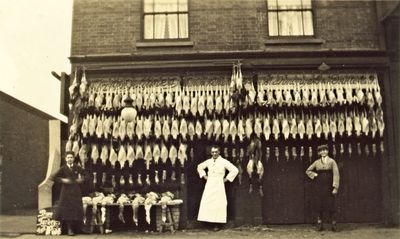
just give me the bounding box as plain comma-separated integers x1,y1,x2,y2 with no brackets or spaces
317,144,329,151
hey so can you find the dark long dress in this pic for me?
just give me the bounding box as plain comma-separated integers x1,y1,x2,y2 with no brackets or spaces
53,165,84,221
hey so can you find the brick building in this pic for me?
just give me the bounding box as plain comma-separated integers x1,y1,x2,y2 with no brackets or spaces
0,92,65,213
64,0,399,227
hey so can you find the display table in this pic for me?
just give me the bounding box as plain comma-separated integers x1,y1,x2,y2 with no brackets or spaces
37,200,182,235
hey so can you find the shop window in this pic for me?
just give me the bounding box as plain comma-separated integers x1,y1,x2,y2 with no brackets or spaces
267,0,314,36
143,0,189,40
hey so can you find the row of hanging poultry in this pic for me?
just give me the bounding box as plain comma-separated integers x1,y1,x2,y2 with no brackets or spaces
74,70,382,114
72,105,384,144
67,140,189,170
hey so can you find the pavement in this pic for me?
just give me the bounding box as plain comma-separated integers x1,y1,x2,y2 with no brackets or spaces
0,211,399,239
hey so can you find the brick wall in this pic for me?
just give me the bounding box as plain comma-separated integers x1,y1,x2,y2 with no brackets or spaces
71,0,139,55
314,0,380,49
71,0,381,56
0,95,50,212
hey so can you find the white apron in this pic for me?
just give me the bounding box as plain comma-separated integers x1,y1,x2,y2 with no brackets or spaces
197,157,238,223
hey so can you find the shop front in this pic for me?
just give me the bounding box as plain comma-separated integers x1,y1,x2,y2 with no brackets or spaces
44,50,389,233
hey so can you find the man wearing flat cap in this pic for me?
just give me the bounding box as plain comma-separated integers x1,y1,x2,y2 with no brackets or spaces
306,144,340,232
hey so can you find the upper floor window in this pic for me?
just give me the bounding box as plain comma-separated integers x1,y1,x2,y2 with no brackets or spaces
267,0,314,36
143,0,189,40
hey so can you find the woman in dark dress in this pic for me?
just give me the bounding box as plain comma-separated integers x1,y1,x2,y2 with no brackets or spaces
52,151,85,236
306,144,340,232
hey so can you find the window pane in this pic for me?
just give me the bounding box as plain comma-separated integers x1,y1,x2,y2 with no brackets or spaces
144,15,154,39
178,0,188,11
143,0,188,39
279,11,303,36
278,0,302,10
267,0,277,10
154,0,178,12
154,14,167,39
303,11,314,35
167,14,178,38
268,12,279,36
144,0,154,13
179,14,188,38
302,0,312,9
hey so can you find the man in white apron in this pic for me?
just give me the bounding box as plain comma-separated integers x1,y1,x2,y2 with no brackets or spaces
197,145,239,231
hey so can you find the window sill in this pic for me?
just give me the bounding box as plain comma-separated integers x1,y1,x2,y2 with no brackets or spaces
136,41,194,48
264,38,325,45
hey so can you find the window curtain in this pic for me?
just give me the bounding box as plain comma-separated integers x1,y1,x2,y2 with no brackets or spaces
279,11,303,36
302,11,313,35
144,15,154,39
167,14,178,38
179,14,188,38
155,15,166,39
267,0,313,36
145,0,188,39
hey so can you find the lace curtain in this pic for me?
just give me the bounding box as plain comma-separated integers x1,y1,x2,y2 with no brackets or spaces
144,0,188,39
268,0,313,36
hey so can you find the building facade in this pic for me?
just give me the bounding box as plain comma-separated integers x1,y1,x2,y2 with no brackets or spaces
0,92,64,213
67,0,399,226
